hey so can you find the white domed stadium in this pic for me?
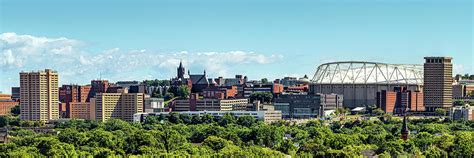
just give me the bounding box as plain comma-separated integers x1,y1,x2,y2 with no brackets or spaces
310,61,423,108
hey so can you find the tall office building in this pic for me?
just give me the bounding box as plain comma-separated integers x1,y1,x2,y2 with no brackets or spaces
19,69,59,121
423,57,453,111
95,93,143,122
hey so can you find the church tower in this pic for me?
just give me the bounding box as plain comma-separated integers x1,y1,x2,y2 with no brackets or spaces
177,60,185,79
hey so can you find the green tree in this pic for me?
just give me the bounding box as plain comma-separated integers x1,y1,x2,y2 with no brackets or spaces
249,92,273,103
125,130,160,154
36,137,76,156
58,128,89,147
434,108,447,117
451,131,474,157
373,108,385,116
453,100,464,106
219,113,236,126
203,136,233,151
237,116,257,127
164,93,175,101
168,112,182,124
201,114,214,124
177,85,190,99
414,132,434,151
191,115,202,124
261,78,269,83
10,105,20,116
155,128,187,153
0,117,9,127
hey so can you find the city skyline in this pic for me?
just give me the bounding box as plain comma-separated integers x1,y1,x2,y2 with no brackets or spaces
1,0,473,93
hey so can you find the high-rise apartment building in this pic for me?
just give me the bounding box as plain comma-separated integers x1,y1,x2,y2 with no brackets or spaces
19,69,59,121
95,93,143,122
423,57,453,111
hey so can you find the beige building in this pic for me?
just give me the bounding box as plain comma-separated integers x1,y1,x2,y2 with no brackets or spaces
95,93,143,122
423,57,453,111
69,98,95,120
19,69,59,121
173,98,249,111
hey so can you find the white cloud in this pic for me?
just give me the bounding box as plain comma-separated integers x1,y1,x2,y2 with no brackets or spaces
0,32,283,93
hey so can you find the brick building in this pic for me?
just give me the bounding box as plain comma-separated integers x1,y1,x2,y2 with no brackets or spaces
203,86,238,99
377,87,424,114
0,94,18,116
59,85,92,118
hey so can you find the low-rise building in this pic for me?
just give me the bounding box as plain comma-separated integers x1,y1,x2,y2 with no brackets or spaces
134,110,282,123
144,97,165,113
0,101,18,116
203,86,238,99
453,84,474,97
172,94,248,111
450,106,474,121
243,83,284,98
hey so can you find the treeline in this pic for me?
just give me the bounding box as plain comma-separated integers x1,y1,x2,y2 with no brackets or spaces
1,114,474,157
142,79,170,87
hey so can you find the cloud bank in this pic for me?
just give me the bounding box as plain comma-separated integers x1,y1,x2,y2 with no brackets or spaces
0,32,283,93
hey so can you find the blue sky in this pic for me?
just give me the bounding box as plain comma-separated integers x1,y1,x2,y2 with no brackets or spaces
0,0,473,93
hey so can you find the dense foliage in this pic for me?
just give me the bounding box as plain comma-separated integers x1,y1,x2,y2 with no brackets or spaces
1,114,474,157
249,92,273,103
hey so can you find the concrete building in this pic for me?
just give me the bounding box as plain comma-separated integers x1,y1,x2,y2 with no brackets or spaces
243,83,284,98
172,94,249,112
116,81,141,89
453,84,474,98
95,93,144,122
144,97,165,113
134,110,282,123
214,75,247,87
274,93,343,119
450,106,474,121
423,57,453,111
19,69,59,121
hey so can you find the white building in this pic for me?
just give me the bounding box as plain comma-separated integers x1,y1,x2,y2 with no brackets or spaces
134,110,282,123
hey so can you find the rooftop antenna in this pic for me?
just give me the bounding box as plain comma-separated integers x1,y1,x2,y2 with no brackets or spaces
99,72,102,80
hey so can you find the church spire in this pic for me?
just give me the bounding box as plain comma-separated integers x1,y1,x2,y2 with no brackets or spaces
401,114,410,141
177,60,185,79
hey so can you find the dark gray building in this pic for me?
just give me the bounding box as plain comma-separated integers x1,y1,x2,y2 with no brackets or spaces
11,87,20,101
274,93,343,119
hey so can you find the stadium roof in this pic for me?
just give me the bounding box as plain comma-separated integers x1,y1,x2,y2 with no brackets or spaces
311,61,423,85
